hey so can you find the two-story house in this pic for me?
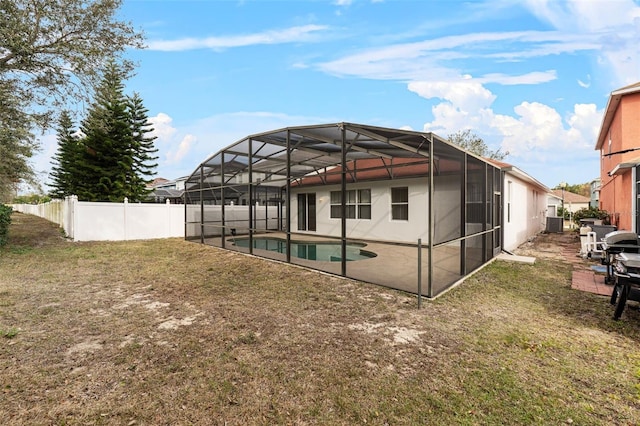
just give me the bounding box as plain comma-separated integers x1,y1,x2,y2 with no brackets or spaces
595,82,640,232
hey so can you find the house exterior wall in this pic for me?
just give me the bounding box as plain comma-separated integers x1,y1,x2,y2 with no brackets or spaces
565,201,590,214
599,92,640,230
290,177,430,244
547,195,560,217
601,171,633,229
290,169,545,254
503,174,547,252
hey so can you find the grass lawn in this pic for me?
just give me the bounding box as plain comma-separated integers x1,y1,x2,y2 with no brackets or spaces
1,212,640,425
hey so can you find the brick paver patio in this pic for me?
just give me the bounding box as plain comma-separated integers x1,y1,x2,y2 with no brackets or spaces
560,236,613,297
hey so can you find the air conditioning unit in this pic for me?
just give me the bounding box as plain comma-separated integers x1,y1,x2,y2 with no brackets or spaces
546,217,563,233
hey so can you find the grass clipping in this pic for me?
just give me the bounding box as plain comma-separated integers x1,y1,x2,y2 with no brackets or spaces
1,213,640,425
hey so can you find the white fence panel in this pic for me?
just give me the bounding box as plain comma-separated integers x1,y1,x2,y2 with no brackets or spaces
75,202,126,241
12,196,185,242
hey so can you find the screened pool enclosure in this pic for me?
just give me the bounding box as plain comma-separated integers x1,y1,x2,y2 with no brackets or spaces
184,123,503,299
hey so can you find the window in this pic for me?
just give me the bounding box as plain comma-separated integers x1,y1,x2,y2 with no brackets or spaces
330,189,371,219
358,189,371,219
391,187,408,220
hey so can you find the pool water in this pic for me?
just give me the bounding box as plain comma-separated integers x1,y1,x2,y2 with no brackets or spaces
232,237,377,262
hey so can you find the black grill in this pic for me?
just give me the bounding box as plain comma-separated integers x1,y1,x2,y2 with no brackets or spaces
611,250,640,320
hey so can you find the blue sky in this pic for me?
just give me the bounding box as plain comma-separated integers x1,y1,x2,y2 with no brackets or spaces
32,0,640,189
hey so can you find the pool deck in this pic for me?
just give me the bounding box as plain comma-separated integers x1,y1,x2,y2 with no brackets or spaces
207,232,472,297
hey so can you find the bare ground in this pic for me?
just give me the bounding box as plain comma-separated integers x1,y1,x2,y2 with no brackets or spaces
1,213,639,425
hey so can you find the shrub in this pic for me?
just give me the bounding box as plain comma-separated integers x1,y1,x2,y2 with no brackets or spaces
572,206,610,226
0,204,12,246
12,194,51,204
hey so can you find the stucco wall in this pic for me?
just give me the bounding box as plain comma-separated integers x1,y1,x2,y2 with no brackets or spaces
290,177,430,244
503,175,546,252
601,171,633,230
599,92,640,231
290,170,544,252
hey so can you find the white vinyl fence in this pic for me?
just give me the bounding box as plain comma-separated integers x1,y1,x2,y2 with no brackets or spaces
12,196,185,241
12,196,283,242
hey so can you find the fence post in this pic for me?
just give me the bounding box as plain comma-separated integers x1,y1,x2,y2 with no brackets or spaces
166,199,171,238
124,197,128,241
417,238,422,309
70,195,78,240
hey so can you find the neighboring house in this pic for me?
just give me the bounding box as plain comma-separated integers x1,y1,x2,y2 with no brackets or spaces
548,189,590,215
148,176,188,203
590,178,601,208
183,123,549,298
153,176,188,192
148,177,170,188
595,81,640,231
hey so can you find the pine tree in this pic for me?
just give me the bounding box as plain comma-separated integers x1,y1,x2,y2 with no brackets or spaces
77,61,132,201
64,61,158,202
49,111,81,198
126,92,158,202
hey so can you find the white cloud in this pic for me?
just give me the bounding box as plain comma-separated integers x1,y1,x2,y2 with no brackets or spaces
408,81,496,111
475,71,557,85
318,30,596,82
145,112,197,174
166,134,196,165
416,81,602,164
523,0,640,86
148,24,329,51
149,113,177,141
151,111,336,179
498,101,565,155
524,0,640,32
577,74,591,88
316,0,640,90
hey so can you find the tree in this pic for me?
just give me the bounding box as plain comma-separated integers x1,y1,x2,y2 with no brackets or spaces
0,83,37,203
553,183,590,197
49,111,82,198
63,62,157,202
448,129,509,160
12,194,51,204
126,92,158,202
0,0,144,198
76,61,134,201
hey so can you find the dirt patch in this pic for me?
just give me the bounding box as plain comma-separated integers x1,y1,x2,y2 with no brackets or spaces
513,230,580,260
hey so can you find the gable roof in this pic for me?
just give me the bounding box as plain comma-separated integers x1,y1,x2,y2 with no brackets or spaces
550,189,590,203
595,81,640,150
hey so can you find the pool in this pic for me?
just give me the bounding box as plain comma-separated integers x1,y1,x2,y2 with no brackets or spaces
232,237,377,262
